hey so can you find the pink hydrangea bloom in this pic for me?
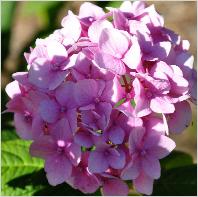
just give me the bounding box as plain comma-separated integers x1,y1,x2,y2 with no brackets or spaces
4,1,196,195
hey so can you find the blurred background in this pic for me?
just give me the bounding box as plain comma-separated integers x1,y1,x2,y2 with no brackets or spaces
1,1,197,161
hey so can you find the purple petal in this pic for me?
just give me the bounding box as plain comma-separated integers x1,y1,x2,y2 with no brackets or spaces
66,142,81,166
121,160,140,180
12,72,30,86
51,118,73,142
30,136,56,159
134,171,154,195
31,115,46,139
45,155,72,186
66,108,77,134
113,9,128,30
74,79,98,106
55,81,76,108
102,178,129,196
6,96,25,113
129,127,145,154
108,126,125,144
88,151,108,173
149,41,171,60
48,70,68,91
170,75,189,95
74,131,94,148
14,113,33,140
142,156,161,179
96,102,112,131
72,167,100,193
107,148,126,169
39,99,60,123
168,101,192,134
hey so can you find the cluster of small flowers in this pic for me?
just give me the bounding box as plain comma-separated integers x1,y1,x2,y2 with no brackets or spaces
5,1,197,195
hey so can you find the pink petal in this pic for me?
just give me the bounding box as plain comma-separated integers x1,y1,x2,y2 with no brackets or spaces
61,12,81,43
134,171,154,195
28,58,52,89
168,101,192,134
5,81,21,98
122,37,142,70
133,78,151,117
120,1,145,13
113,9,128,30
88,20,113,43
45,155,72,186
150,96,175,114
46,41,68,64
28,44,47,64
146,134,176,159
79,2,105,19
102,178,129,196
111,76,126,103
88,151,108,173
95,52,126,75
145,116,166,134
5,96,25,113
99,28,129,58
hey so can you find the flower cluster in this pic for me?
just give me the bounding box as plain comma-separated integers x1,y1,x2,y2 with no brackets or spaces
5,1,196,195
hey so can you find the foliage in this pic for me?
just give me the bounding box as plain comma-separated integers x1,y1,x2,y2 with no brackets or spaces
1,130,196,196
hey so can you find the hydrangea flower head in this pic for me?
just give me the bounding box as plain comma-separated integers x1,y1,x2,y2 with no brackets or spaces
5,1,196,195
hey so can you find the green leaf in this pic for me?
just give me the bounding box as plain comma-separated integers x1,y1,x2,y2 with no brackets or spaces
113,98,126,108
160,150,193,170
131,99,136,108
21,2,61,28
1,130,19,141
107,1,122,8
1,139,44,195
1,2,15,31
153,164,197,196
